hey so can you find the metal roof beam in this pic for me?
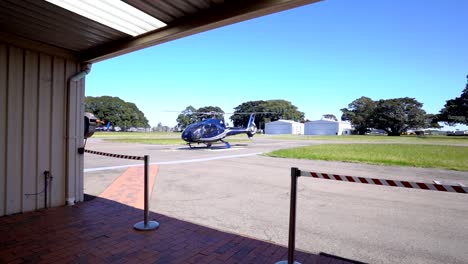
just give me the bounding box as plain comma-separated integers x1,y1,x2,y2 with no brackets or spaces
82,0,322,63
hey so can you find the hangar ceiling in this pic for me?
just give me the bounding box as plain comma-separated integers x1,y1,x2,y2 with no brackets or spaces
0,0,322,63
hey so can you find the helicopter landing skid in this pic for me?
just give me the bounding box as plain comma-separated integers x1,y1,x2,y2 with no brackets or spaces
187,142,213,149
220,140,231,148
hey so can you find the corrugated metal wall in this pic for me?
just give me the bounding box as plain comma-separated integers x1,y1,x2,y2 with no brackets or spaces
0,42,84,216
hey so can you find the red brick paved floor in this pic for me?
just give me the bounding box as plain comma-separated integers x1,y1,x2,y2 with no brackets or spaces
0,198,364,264
99,165,159,209
0,166,364,264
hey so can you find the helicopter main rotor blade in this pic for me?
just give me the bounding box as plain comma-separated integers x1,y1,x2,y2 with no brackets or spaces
163,110,277,115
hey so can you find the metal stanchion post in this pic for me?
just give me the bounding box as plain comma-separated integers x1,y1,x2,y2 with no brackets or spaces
276,167,301,264
134,155,159,231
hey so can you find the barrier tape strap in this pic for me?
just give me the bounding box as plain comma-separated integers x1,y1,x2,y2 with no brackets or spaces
84,149,144,160
300,171,467,194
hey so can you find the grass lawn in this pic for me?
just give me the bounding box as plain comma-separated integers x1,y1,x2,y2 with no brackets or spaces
94,132,251,145
268,134,468,145
93,132,183,144
93,132,180,139
266,144,468,171
93,132,467,170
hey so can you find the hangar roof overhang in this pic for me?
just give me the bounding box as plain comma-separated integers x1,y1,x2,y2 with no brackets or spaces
0,0,322,64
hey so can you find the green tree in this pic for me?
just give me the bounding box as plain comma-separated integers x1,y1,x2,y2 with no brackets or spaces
176,105,197,130
230,100,264,128
152,122,171,132
176,105,225,130
231,100,304,129
424,114,442,129
263,100,305,121
373,97,427,136
196,106,224,121
322,114,337,121
85,96,149,128
340,96,376,135
438,78,468,125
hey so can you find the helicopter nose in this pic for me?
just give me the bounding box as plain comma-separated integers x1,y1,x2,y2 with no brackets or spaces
181,131,190,141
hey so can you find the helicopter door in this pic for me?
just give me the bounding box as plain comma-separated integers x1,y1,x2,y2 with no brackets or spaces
203,123,218,137
203,124,216,137
215,124,224,135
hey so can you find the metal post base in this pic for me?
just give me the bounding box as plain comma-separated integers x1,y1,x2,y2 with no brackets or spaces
133,220,159,231
275,261,301,264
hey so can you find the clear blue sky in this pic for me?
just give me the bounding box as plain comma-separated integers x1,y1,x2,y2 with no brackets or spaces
86,0,468,130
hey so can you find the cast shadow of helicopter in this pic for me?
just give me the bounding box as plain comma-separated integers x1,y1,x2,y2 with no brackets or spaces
180,112,258,149
177,143,248,151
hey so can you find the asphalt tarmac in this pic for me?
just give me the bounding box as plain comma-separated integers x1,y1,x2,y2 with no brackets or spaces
84,137,468,264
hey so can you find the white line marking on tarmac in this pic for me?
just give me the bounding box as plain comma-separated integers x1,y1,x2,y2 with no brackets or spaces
84,152,263,172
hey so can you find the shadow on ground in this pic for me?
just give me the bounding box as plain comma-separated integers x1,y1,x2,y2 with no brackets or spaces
0,197,365,263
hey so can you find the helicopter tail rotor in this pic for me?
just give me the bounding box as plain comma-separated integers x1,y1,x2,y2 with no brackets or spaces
246,114,257,138
247,124,257,138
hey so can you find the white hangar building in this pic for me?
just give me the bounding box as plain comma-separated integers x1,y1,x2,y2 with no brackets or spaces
304,119,352,135
265,120,304,135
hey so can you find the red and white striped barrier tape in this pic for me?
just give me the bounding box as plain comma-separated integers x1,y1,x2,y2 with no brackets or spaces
84,149,144,160
300,171,467,194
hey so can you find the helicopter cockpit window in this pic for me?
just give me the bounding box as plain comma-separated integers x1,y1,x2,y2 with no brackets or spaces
204,124,216,136
188,124,202,140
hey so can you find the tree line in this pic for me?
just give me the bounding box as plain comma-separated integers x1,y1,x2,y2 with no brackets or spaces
176,100,305,131
438,77,468,126
85,77,467,135
341,79,467,135
340,97,438,136
85,96,149,129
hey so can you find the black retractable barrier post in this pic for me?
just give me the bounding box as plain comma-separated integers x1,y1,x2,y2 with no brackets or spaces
276,167,301,264
134,155,159,231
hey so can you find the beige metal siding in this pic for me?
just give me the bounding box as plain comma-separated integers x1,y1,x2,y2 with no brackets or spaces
0,44,7,216
37,53,52,210
0,42,82,216
51,57,66,207
22,50,39,212
6,46,24,215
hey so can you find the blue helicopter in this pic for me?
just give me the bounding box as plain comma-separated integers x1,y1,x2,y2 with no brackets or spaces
181,113,257,148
